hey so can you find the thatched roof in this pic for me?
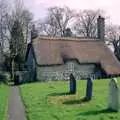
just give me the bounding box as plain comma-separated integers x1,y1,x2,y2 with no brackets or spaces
27,36,120,76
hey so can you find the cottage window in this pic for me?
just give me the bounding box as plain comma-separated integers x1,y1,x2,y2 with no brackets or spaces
68,62,74,72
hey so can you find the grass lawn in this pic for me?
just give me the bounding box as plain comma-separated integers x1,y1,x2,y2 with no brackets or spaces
20,78,120,120
0,83,8,120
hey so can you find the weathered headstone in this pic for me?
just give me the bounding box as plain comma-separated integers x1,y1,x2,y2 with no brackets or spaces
69,74,76,94
108,78,119,112
85,77,93,101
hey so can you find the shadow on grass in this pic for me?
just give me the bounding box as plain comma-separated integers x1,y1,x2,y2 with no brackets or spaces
63,97,89,105
77,109,117,116
49,92,71,96
49,92,91,105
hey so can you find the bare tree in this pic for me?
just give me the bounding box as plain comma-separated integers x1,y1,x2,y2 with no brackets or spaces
0,0,33,55
38,6,75,36
0,0,10,54
12,0,33,41
38,20,59,36
3,0,34,78
73,10,104,38
105,24,120,60
105,25,120,43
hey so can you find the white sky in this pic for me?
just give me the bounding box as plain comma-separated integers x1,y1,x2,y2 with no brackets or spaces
24,0,120,25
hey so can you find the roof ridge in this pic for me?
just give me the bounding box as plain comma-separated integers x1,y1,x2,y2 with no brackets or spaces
33,36,102,43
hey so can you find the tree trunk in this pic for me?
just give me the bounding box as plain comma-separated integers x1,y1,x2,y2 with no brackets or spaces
11,58,15,80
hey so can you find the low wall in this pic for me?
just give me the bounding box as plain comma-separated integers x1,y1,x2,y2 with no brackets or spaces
15,71,32,84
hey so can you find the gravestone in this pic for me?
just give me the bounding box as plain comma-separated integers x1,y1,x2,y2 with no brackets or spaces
69,74,76,94
108,78,119,112
85,77,93,101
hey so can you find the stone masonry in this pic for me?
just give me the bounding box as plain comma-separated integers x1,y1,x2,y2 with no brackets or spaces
37,60,102,81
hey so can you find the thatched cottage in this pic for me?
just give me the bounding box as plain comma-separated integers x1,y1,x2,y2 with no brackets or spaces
25,16,120,81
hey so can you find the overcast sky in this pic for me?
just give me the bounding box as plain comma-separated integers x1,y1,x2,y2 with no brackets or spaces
24,0,120,25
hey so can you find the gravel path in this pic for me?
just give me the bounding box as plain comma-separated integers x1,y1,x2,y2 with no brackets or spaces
8,86,27,120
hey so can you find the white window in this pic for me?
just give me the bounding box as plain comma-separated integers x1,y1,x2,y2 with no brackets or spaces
68,62,74,72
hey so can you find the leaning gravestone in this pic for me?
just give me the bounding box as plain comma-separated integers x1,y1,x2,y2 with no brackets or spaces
85,77,93,101
108,78,119,112
69,74,76,94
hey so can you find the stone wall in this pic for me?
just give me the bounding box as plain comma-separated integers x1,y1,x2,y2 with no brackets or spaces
37,60,102,81
15,71,31,84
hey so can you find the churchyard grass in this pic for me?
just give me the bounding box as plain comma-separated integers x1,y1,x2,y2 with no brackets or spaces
0,83,8,120
20,78,120,120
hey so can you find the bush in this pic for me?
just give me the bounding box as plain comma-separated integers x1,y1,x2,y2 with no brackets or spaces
0,72,11,84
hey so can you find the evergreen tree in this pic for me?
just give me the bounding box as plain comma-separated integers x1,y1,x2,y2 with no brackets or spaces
10,19,25,71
